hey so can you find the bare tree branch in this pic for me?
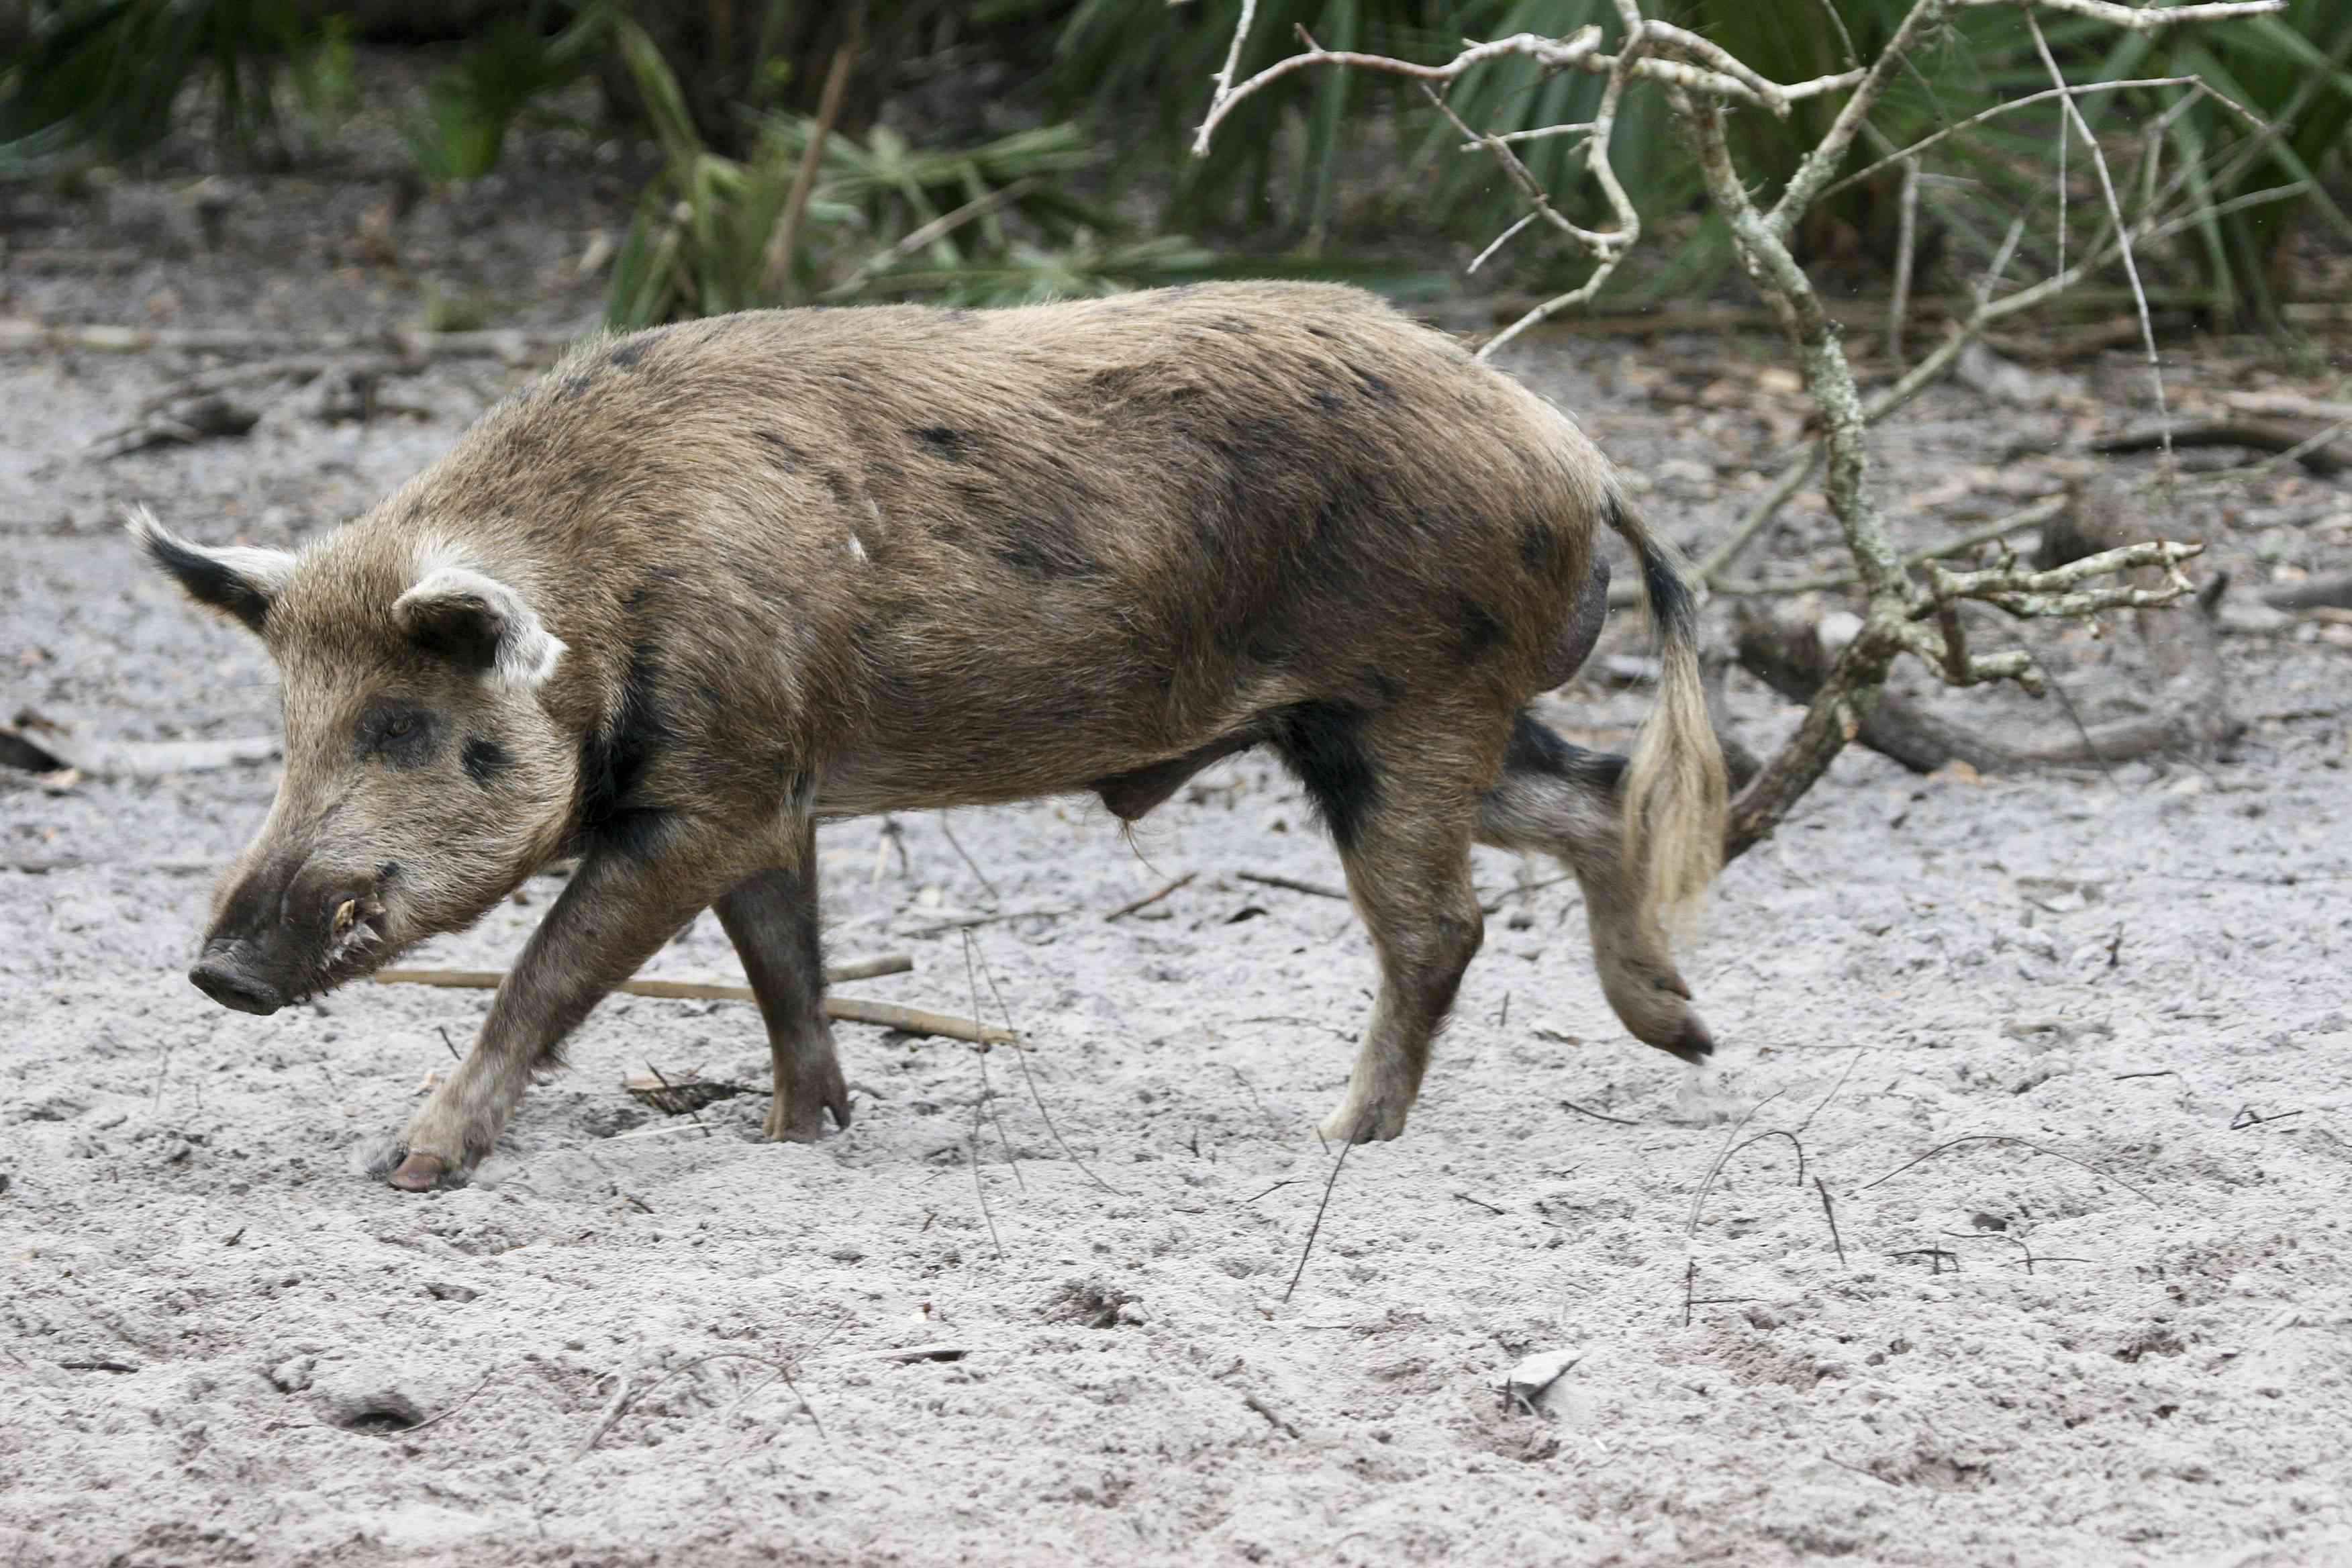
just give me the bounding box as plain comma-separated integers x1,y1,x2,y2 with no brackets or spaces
1191,0,2267,851
1958,0,2281,25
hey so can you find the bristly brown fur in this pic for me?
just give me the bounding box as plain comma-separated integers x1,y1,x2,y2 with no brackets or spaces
138,282,1728,1183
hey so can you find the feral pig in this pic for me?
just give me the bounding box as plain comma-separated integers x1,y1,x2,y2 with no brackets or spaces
135,281,1728,1192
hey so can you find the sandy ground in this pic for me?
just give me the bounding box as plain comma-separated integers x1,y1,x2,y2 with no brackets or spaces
4,178,2352,1567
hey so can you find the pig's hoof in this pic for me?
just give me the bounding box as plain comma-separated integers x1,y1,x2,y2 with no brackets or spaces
1643,1008,1716,1066
764,1062,852,1142
386,1151,453,1192
763,1102,831,1143
1317,1095,1410,1146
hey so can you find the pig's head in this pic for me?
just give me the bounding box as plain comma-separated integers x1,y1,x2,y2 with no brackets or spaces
132,508,577,1014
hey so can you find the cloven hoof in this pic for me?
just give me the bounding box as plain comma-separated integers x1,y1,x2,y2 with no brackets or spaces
386,1151,449,1192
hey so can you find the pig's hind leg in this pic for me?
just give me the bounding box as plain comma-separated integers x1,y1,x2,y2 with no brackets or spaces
714,836,852,1142
1277,705,1488,1144
1476,709,1714,1063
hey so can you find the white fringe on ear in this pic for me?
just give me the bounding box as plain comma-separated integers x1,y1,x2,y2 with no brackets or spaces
124,505,299,600
394,562,567,687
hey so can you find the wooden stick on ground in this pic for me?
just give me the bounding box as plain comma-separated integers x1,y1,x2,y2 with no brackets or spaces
370,958,1023,1047
0,322,573,362
1237,871,1349,901
1105,871,1195,922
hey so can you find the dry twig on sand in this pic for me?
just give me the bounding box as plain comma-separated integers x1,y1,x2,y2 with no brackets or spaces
574,1350,824,1461
1283,1137,1355,1304
0,320,568,361
369,961,1022,1048
1105,871,1196,922
1238,870,1349,901
1858,1134,2158,1205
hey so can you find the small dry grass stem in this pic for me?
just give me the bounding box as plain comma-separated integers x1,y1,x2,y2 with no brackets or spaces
1283,1136,1356,1304
961,930,1124,1195
1858,1134,2159,1206
1685,1087,1787,1241
1815,1178,1847,1268
575,1350,824,1461
960,932,1024,1216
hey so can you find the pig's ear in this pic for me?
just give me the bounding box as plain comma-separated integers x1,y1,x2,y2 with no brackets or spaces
393,565,566,687
126,506,295,636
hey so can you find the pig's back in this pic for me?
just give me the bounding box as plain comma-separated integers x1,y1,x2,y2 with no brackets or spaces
436,285,1616,807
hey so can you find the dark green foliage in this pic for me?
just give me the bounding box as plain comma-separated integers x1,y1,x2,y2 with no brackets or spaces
7,0,2342,322
410,3,616,183
2096,0,2352,319
0,0,338,166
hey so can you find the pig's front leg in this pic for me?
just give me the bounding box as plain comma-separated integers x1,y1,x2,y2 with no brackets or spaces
714,836,852,1143
379,840,735,1191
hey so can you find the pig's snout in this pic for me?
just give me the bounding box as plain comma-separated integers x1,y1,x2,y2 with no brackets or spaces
189,941,285,1015
191,865,389,1013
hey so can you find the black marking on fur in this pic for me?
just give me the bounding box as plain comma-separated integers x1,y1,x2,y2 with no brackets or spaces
944,476,1103,579
1311,389,1344,413
1610,495,1696,637
992,535,1101,579
462,737,509,787
1518,516,1562,571
1456,597,1504,661
821,471,859,512
1640,544,1693,636
144,532,271,634
912,425,969,459
607,340,648,371
555,373,596,402
1504,709,1626,793
1244,630,1297,667
573,641,671,859
379,861,401,885
1270,700,1379,852
1208,316,1257,335
1347,363,1393,399
756,432,804,470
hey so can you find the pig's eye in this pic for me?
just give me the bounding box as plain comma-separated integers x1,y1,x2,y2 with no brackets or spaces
360,703,435,766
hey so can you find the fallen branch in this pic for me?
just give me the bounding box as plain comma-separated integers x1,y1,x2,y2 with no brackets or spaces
1105,871,1196,922
1237,870,1349,901
0,728,279,777
2094,419,2347,477
371,959,1023,1047
0,321,572,362
2264,572,2352,614
1734,609,2024,775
